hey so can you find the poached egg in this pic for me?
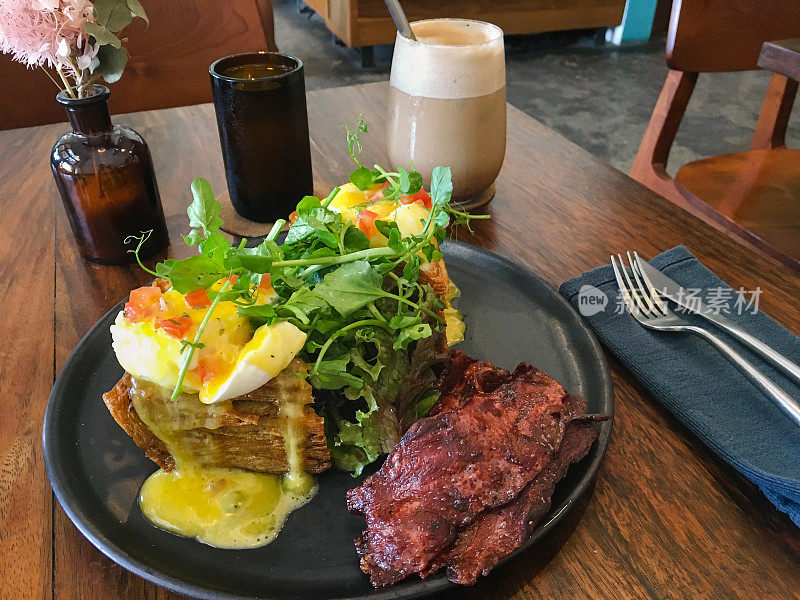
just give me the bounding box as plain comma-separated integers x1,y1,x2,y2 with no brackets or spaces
111,279,306,404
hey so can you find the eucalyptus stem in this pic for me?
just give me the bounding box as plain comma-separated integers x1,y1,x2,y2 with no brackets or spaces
41,67,63,92
78,73,100,97
171,279,231,401
55,65,76,99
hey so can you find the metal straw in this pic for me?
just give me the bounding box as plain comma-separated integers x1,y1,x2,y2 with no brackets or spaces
384,0,416,40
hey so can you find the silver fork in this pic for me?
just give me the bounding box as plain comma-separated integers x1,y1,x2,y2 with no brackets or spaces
611,252,800,426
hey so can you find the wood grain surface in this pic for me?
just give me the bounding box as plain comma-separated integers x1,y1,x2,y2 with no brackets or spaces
1,82,799,600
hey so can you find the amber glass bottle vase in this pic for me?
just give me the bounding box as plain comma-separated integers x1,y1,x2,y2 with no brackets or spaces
51,85,169,264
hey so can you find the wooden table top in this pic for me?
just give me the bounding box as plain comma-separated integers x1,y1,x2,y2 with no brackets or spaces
2,81,799,600
759,38,800,81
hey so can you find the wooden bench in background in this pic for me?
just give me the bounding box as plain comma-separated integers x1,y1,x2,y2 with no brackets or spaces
303,0,626,65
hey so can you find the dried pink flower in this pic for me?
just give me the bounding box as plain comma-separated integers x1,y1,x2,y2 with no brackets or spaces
0,0,94,71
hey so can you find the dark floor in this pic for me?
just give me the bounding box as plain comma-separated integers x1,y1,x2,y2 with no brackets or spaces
274,0,799,175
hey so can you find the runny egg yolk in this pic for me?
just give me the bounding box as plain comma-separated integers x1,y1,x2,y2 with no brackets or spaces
139,467,314,549
110,280,307,404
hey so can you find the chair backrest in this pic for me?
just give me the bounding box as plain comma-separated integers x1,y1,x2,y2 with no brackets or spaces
667,0,800,73
0,0,270,130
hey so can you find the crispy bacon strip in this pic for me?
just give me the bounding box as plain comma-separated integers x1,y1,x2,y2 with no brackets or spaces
420,415,601,584
347,351,588,587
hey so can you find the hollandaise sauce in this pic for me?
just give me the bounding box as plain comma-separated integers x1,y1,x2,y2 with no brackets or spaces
132,376,316,549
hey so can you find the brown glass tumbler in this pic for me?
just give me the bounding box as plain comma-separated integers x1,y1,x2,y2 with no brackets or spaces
209,52,314,223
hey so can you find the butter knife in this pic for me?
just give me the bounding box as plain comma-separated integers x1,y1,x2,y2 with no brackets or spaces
634,252,800,387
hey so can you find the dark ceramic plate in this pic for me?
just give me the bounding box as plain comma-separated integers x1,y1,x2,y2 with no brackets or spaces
43,240,613,600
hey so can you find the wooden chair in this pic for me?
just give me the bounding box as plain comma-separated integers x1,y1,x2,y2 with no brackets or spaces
0,0,276,130
630,0,800,269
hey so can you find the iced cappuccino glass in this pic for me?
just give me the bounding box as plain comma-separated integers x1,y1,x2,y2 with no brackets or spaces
387,19,506,209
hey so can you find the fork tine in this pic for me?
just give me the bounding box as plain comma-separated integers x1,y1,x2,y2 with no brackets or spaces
610,255,635,314
611,255,645,317
626,251,661,316
615,253,650,315
632,251,669,314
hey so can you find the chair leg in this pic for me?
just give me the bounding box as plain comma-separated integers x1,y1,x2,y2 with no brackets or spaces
629,69,698,205
360,46,375,68
750,73,798,150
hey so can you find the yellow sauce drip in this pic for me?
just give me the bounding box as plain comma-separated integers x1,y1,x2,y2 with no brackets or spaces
133,376,315,549
139,467,312,549
280,394,314,493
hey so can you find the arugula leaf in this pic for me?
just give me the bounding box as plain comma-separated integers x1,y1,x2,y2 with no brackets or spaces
296,195,321,212
405,170,423,195
309,353,364,390
394,322,432,350
342,226,370,253
403,255,420,281
313,261,386,316
237,303,278,321
286,287,329,314
188,178,224,237
314,229,340,250
398,167,423,196
155,255,227,293
225,253,272,274
389,313,421,329
430,166,453,207
373,219,397,239
350,167,378,191
198,231,231,264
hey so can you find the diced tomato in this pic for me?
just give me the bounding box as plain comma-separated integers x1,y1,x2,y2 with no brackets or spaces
124,303,153,322
288,210,299,224
357,209,379,237
129,285,162,307
226,274,239,285
401,188,432,210
196,357,221,386
184,289,211,308
368,181,390,202
124,285,162,322
258,273,272,292
155,316,192,339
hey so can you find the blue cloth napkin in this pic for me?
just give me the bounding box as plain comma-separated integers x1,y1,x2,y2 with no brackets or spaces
560,246,800,525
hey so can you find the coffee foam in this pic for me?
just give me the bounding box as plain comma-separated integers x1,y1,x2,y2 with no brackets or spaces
390,19,505,100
